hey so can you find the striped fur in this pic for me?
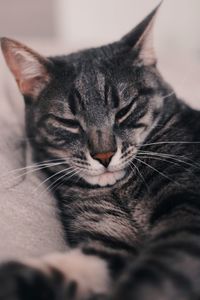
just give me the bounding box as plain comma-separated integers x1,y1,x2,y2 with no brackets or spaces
1,4,200,300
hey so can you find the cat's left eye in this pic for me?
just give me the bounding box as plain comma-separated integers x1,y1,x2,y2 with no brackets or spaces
115,98,136,124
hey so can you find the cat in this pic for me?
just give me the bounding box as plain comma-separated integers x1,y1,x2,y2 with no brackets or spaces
1,3,200,300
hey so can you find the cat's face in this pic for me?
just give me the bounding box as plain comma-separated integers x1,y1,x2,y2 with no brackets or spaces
1,5,171,187
31,56,164,187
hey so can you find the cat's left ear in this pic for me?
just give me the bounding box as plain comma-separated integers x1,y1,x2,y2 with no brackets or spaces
121,3,162,66
1,38,52,99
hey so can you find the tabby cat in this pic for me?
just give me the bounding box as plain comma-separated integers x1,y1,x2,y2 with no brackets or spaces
1,4,200,300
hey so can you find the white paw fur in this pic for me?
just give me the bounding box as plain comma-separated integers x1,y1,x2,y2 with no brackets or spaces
27,249,111,298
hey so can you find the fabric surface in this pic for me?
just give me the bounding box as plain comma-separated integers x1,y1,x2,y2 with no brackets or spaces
0,45,67,261
0,39,199,261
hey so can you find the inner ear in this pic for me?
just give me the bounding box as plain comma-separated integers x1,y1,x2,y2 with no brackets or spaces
1,37,52,99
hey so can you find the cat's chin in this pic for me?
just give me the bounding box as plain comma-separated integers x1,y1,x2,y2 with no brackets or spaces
82,170,126,187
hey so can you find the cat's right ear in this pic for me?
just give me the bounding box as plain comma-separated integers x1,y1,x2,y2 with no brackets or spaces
1,38,52,100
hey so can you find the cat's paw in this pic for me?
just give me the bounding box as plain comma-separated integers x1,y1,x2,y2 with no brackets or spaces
0,261,66,300
0,249,111,300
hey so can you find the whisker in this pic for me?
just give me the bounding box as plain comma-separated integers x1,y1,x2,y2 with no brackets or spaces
0,158,69,178
161,91,175,100
129,161,150,193
137,154,200,182
134,157,181,187
47,168,79,191
139,141,200,147
0,157,76,184
34,166,76,193
137,154,182,168
138,150,200,170
47,169,81,194
4,162,66,183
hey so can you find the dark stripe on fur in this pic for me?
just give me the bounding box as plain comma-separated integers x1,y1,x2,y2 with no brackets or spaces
150,240,200,258
82,247,130,279
78,231,138,254
150,193,200,224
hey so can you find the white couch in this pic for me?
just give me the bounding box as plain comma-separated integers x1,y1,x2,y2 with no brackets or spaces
0,41,68,261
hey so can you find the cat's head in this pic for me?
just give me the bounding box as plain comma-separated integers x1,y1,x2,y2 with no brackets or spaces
1,4,173,187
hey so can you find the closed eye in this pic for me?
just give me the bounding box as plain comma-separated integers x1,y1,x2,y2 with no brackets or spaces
115,97,136,124
49,114,81,134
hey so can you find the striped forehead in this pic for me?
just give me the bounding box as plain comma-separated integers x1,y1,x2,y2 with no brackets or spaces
69,72,120,113
66,66,158,119
75,70,106,99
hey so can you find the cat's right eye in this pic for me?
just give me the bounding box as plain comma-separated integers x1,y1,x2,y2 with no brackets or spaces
49,114,81,134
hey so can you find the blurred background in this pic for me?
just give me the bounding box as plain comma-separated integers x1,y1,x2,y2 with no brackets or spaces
0,0,200,106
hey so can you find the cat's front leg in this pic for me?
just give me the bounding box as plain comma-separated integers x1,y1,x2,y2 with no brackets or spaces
0,249,111,300
0,196,141,300
0,261,67,300
0,217,138,300
39,249,112,298
113,193,200,300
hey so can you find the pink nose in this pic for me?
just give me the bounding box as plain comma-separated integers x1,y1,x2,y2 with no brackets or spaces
93,152,115,167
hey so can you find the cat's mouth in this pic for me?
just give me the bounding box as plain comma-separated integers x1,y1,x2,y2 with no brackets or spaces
82,170,126,187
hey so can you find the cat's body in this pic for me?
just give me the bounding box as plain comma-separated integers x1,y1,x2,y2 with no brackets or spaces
1,5,200,300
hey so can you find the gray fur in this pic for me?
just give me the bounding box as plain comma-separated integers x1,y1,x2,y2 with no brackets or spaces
1,4,200,300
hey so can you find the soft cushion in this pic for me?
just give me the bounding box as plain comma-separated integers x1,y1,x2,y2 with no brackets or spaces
0,42,67,261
